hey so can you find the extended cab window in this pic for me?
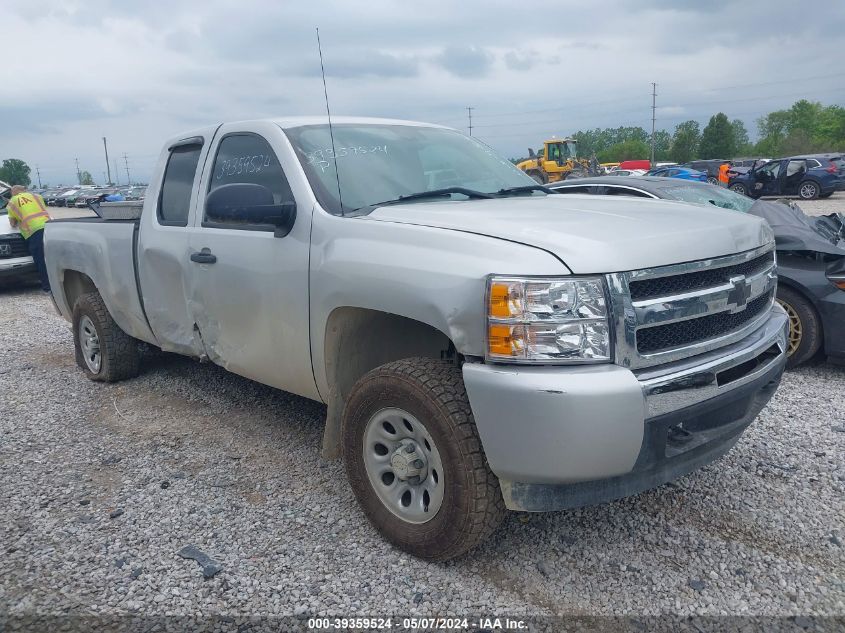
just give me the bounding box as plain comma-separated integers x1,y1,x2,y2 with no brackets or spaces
159,143,203,226
205,134,294,228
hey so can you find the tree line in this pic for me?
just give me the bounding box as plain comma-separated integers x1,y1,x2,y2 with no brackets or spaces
570,99,845,164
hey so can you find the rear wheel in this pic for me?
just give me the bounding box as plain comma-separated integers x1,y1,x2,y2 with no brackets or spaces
776,286,822,368
342,358,506,561
707,176,719,186
73,292,140,381
730,183,748,196
799,180,820,200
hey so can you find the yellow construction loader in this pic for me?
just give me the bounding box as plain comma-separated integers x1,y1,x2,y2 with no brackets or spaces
516,138,594,184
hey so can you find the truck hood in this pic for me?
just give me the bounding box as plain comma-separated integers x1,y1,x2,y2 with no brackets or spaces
364,195,774,273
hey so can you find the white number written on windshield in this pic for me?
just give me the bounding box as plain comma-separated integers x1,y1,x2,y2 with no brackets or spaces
306,145,389,172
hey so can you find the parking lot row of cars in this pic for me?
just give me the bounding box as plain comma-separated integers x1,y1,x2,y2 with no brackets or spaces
37,186,147,208
602,154,845,200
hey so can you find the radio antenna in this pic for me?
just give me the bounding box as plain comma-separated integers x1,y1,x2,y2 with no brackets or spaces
316,27,344,216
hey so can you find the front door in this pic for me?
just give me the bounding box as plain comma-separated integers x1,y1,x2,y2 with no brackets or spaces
753,160,783,197
189,122,319,400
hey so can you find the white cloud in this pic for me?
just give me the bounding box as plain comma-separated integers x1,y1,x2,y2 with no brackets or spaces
2,0,843,184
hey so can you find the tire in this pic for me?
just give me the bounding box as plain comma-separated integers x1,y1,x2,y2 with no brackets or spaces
342,358,506,561
707,176,719,186
72,291,141,382
819,192,833,199
798,180,820,200
730,183,748,196
776,286,822,369
527,170,546,184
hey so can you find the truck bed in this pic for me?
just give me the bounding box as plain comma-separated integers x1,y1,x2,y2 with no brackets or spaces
45,217,157,345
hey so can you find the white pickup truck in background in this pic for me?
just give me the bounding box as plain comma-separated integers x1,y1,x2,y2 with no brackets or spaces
44,117,789,560
0,180,37,284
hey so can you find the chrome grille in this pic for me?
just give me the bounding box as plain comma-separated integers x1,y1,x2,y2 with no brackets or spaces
636,291,773,353
629,251,775,301
0,234,29,259
607,244,777,369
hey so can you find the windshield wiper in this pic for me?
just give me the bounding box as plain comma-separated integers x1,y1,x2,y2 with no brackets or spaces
495,184,552,196
357,187,494,212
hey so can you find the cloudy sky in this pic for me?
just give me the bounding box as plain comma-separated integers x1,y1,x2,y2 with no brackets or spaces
3,0,844,186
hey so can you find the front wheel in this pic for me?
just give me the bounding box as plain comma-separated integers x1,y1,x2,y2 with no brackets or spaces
73,292,141,381
799,181,820,200
776,287,822,368
342,358,506,561
707,176,719,185
527,170,546,184
730,183,748,196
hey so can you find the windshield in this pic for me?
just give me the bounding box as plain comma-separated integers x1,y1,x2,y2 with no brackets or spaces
660,184,755,213
284,124,535,214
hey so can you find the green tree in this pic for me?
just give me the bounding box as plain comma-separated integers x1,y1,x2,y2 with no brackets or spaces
670,120,700,163
730,120,752,155
79,170,95,185
0,158,31,186
596,139,649,163
698,113,735,159
652,129,672,161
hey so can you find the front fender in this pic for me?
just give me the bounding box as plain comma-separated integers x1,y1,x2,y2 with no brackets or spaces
308,210,568,400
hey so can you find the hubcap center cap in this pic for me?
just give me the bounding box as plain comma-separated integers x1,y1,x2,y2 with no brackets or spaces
389,441,428,482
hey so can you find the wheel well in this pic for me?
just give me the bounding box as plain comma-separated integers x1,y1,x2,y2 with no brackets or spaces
320,307,454,458
62,270,97,310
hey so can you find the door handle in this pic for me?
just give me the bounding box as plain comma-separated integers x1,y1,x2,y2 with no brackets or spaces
190,248,217,264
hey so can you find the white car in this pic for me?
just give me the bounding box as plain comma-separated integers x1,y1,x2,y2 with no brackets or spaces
607,169,647,177
0,180,37,283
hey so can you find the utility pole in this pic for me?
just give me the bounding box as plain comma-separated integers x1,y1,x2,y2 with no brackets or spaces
650,82,657,167
114,160,121,186
35,165,43,188
75,158,82,185
467,106,474,136
122,153,131,185
103,137,112,185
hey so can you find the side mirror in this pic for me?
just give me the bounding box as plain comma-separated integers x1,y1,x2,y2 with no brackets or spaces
205,183,297,238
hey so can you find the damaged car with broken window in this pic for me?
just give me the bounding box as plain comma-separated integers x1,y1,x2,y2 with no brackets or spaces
550,176,845,367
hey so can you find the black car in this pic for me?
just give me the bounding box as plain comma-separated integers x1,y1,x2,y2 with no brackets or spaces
729,156,843,200
549,176,845,367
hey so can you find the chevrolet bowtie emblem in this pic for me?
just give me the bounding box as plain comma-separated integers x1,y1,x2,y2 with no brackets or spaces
727,275,752,313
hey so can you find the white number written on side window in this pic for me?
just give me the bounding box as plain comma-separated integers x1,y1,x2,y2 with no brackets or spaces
216,154,273,180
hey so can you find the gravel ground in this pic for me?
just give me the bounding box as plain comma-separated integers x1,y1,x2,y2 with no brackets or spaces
0,287,843,623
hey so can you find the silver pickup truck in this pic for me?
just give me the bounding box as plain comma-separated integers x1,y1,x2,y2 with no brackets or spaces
45,117,789,561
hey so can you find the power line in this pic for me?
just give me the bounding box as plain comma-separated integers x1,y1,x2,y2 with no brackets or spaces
467,106,474,136
35,165,42,188
75,158,81,185
122,153,131,185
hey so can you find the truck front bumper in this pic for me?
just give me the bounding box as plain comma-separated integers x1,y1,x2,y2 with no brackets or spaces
463,306,789,512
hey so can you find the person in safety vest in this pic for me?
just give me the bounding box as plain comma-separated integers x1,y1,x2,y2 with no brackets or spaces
7,185,52,292
718,162,731,188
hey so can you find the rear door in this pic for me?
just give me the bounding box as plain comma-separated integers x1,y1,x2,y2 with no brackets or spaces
782,159,808,195
188,121,319,400
137,130,216,356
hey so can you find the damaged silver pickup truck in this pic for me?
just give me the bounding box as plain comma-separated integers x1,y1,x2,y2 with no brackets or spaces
45,117,789,560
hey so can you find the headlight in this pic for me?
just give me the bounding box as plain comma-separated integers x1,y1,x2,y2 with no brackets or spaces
486,276,611,363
